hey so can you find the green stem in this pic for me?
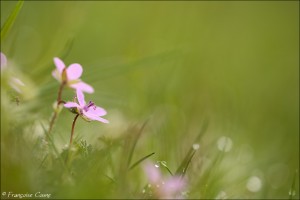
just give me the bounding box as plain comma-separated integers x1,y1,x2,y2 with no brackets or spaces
48,112,57,135
69,114,79,146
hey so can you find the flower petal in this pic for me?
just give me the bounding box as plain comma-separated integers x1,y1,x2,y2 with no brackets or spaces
83,111,109,123
76,89,86,107
53,57,65,73
11,77,25,86
143,162,161,184
161,177,186,197
1,52,7,70
67,63,83,80
70,81,94,93
52,70,61,81
88,106,107,116
64,102,79,108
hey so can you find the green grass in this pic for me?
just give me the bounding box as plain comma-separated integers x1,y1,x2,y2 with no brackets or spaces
1,1,299,199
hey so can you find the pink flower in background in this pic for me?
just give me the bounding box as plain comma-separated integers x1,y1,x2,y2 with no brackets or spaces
1,52,25,94
143,162,186,199
64,89,109,123
52,57,94,93
1,52,7,70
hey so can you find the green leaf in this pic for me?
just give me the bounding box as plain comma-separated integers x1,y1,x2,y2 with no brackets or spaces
1,0,24,41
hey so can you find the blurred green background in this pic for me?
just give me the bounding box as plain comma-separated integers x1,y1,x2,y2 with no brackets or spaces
1,1,299,199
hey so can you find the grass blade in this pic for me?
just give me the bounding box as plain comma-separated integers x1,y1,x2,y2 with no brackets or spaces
39,122,70,173
86,50,180,81
31,36,74,79
157,161,174,176
129,152,155,170
1,0,24,41
127,120,148,168
117,120,149,193
289,169,298,199
181,150,196,177
176,119,209,175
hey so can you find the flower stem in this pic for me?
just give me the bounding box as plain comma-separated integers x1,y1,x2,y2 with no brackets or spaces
56,81,66,103
48,82,66,134
48,112,57,134
69,114,79,146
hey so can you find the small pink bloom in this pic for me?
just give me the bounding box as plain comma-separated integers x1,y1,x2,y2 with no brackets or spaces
143,162,186,199
64,89,109,123
1,52,7,70
52,57,94,93
0,52,25,94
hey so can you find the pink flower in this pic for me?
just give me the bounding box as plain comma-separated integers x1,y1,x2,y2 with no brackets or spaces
52,57,94,93
143,162,186,199
64,89,109,123
1,52,25,94
1,52,8,70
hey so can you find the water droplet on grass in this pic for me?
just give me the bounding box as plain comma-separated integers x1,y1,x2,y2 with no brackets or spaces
193,143,200,150
246,176,262,192
289,189,296,196
160,161,167,167
215,191,227,199
217,136,233,152
181,190,189,198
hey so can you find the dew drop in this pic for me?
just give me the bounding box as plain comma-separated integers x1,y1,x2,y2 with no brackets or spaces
160,161,167,167
181,190,189,198
215,191,227,199
193,143,200,150
217,136,233,152
246,176,262,192
289,189,296,196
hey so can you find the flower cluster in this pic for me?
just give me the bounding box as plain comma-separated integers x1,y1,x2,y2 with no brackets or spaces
47,57,109,145
50,57,109,123
2,53,191,198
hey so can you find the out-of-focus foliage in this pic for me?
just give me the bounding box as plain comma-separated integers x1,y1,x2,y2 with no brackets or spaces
1,1,299,199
